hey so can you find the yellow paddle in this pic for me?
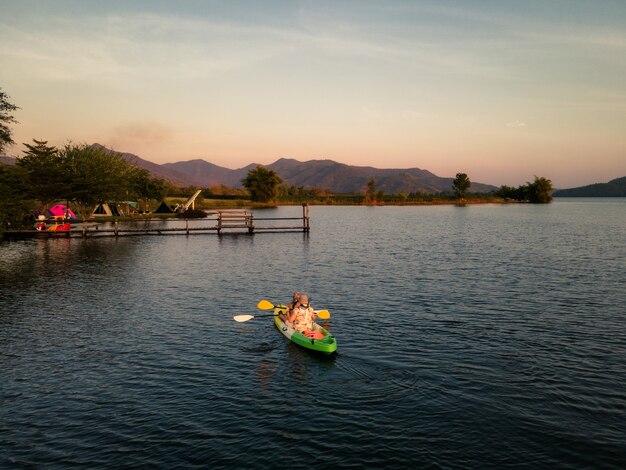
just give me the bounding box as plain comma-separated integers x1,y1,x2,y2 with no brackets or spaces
256,299,331,319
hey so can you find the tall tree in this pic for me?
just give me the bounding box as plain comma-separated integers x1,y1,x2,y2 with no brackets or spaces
241,165,282,202
61,143,136,220
452,173,471,200
365,179,376,204
0,88,19,154
16,139,66,210
526,176,553,203
131,168,166,211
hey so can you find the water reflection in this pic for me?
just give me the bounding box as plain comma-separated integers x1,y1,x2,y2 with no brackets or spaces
0,238,140,304
256,358,277,397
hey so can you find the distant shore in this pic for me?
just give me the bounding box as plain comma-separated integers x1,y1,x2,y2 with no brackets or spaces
170,195,513,211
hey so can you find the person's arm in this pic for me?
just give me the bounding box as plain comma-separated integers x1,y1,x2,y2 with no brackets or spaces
286,303,299,323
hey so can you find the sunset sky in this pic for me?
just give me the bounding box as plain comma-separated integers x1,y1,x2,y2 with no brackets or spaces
1,0,625,187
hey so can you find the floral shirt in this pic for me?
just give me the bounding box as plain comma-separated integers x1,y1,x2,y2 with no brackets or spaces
291,305,314,332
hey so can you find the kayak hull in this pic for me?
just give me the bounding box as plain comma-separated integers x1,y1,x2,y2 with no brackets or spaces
273,307,337,355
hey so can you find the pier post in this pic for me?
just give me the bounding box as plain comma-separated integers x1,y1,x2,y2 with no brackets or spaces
302,204,310,232
186,219,189,235
217,212,222,235
248,212,254,234
114,219,119,237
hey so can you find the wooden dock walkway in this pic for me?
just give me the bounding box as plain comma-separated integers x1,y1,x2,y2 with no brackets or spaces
2,205,311,240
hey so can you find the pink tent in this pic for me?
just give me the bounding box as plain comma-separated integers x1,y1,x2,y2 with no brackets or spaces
47,204,76,218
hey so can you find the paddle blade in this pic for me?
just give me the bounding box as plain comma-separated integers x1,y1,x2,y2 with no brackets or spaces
315,310,330,319
233,315,255,322
257,299,275,310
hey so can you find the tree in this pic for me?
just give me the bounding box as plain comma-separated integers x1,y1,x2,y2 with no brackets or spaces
0,163,34,229
494,185,522,200
376,190,385,204
0,88,19,154
452,173,471,200
16,139,67,211
526,176,553,203
130,168,166,211
494,177,553,203
61,143,136,220
365,179,376,204
241,165,282,202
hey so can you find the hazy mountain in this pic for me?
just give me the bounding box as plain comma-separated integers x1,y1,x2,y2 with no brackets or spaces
162,159,256,187
0,156,16,165
553,176,626,197
264,158,497,194
92,144,191,186
164,157,497,194
93,145,497,194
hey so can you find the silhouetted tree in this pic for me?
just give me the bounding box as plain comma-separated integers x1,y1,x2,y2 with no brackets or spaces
0,88,19,154
241,165,282,202
16,139,67,211
526,176,553,203
495,177,552,203
0,163,33,229
452,173,471,200
365,179,376,204
131,168,166,211
61,143,136,220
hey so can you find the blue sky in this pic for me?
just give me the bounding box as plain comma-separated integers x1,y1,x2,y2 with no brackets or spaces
1,0,625,186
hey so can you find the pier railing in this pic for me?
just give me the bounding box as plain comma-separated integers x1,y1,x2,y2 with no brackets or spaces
2,204,311,239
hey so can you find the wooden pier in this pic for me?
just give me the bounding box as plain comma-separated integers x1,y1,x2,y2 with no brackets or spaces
2,205,311,240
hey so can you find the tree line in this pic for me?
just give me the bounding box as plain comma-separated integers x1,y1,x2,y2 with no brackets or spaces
452,173,552,203
239,168,553,205
0,140,167,228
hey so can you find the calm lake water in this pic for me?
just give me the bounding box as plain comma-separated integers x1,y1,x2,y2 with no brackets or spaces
1,200,625,469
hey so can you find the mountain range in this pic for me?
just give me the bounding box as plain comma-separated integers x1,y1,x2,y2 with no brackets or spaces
2,146,499,194
553,176,626,197
91,145,496,194
5,147,625,196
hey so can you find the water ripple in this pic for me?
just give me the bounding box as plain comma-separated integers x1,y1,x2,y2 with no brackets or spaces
2,202,626,468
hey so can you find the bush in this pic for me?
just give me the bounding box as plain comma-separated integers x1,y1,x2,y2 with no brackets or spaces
175,208,207,218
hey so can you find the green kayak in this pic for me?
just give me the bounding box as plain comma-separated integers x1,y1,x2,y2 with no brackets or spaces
273,306,337,355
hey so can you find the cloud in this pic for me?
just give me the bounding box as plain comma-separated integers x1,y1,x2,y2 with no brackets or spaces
108,121,175,151
0,14,299,84
0,10,516,86
506,120,526,128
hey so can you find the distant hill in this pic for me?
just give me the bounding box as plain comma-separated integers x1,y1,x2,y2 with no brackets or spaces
263,158,497,194
164,157,497,194
89,145,499,194
553,177,626,197
162,159,257,188
0,156,16,165
92,144,191,186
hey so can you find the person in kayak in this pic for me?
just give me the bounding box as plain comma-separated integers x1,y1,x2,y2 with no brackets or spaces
286,292,316,333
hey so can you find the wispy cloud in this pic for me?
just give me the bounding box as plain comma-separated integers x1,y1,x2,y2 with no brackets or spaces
0,14,299,83
108,121,175,150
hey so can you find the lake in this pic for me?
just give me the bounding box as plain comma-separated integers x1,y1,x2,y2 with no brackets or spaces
1,199,625,468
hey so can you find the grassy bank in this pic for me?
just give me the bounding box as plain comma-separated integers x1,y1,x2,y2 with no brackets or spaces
166,194,508,209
